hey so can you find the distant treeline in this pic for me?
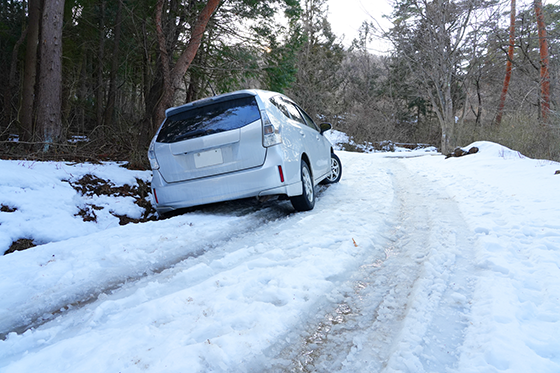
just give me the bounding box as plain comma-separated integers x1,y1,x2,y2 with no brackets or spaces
0,0,558,164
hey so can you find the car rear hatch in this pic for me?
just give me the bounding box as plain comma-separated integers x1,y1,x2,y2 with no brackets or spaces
154,93,267,183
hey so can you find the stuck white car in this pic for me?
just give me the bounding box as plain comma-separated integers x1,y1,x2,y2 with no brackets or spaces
148,89,341,215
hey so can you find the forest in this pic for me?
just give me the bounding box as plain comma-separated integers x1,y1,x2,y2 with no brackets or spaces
0,0,558,167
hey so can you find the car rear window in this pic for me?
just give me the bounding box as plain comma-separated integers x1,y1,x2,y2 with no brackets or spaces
156,96,261,143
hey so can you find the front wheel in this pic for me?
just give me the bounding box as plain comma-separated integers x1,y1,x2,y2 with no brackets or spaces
322,153,342,184
290,161,315,211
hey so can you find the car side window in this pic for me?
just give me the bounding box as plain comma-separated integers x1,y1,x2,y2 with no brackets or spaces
286,102,305,124
298,107,319,132
284,102,306,125
270,96,314,130
270,96,291,119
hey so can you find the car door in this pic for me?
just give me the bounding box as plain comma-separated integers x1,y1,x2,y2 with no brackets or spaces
297,107,331,179
282,100,329,181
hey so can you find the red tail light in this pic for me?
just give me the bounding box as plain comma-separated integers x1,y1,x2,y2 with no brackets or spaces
153,188,159,204
278,166,285,183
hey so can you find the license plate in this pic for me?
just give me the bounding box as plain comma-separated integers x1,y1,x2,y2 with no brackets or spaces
194,148,223,168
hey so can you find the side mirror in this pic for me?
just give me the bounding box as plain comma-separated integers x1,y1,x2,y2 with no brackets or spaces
319,122,332,134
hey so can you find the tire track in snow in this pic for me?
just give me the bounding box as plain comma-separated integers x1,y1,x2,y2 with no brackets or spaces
0,199,293,339
0,152,395,372
1,152,478,372
378,159,478,373
265,157,478,372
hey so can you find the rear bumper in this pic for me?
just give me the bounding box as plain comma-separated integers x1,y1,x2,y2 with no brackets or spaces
151,147,302,214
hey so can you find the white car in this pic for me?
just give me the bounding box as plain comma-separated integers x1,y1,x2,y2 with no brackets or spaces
148,89,342,215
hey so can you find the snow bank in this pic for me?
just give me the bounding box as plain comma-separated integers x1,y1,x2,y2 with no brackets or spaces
405,141,560,373
0,160,152,254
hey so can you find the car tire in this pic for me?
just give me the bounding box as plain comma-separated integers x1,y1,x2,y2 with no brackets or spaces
321,152,342,184
291,161,315,211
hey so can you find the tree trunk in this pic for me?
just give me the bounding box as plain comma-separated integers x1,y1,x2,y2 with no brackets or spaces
104,0,123,130
7,26,27,130
496,0,516,125
155,0,172,125
96,0,106,133
534,0,550,121
36,0,65,150
20,0,41,142
78,50,87,134
153,0,221,129
441,80,455,154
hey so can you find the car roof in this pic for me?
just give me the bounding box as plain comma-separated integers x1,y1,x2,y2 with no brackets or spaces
165,89,281,118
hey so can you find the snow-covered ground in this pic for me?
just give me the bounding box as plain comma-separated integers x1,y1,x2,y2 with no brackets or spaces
0,140,559,372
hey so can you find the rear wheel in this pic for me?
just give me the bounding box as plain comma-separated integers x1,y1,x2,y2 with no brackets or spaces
291,161,315,211
322,152,342,184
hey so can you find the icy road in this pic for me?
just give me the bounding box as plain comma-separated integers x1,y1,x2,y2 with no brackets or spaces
1,142,559,372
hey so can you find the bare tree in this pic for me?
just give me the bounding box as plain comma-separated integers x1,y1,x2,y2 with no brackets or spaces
387,0,473,153
496,0,516,125
534,0,550,121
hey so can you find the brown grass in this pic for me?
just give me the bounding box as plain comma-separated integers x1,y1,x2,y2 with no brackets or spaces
454,114,560,162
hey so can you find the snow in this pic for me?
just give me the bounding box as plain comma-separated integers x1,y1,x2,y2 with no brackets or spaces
326,129,438,153
324,129,351,150
0,161,150,251
1,140,560,372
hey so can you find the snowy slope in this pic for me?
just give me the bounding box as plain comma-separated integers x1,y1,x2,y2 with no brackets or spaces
0,141,559,372
405,142,560,373
0,160,152,253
